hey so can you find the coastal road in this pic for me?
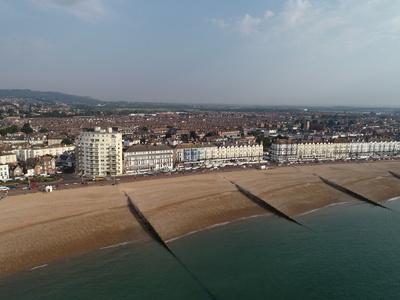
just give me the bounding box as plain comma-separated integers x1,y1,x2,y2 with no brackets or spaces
3,165,257,197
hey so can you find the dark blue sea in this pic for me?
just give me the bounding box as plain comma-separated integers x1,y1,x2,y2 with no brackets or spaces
2,199,400,299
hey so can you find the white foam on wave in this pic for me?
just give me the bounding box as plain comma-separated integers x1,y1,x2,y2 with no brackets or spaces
166,222,229,243
298,202,349,216
165,213,266,243
29,264,48,271
298,208,321,216
387,196,400,202
100,241,131,250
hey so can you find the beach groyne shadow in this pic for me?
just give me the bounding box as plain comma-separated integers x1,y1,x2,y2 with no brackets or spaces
316,175,391,210
223,177,307,229
124,191,217,300
125,192,168,249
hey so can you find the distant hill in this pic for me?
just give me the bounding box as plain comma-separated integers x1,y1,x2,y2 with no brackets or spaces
0,89,103,105
2,89,397,114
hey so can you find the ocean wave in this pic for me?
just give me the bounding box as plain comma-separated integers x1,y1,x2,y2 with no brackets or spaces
166,214,267,243
298,202,349,216
386,196,400,202
100,242,131,250
29,264,48,271
166,222,229,243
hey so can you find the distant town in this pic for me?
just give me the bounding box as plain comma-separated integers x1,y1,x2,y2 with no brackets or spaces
1,91,400,187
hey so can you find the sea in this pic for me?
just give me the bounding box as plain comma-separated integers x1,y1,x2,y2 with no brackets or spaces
2,199,400,300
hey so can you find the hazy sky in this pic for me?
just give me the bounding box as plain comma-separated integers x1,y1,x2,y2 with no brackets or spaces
1,0,400,106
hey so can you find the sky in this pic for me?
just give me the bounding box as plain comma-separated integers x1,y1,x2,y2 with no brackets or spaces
1,0,400,106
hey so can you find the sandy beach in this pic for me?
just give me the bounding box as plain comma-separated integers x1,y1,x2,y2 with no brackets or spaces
1,161,399,277
0,186,150,277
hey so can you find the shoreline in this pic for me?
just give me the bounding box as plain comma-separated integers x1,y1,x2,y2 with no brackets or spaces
296,201,351,217
1,160,400,278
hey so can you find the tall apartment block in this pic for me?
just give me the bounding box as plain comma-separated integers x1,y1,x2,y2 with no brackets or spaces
75,127,123,176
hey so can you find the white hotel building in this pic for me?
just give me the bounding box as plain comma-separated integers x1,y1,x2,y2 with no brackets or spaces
124,144,174,175
16,144,75,161
122,141,263,174
271,139,400,162
174,142,263,167
75,127,123,176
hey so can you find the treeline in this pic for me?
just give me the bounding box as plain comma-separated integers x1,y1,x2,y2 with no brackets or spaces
0,123,33,136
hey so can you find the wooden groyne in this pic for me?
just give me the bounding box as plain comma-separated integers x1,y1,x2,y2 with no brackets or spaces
124,192,216,300
125,192,168,250
388,171,400,180
227,180,305,228
316,176,390,210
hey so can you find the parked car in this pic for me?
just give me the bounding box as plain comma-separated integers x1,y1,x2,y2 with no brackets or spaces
0,186,10,191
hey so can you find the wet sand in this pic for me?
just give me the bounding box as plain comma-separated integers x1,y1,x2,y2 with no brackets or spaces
1,161,399,277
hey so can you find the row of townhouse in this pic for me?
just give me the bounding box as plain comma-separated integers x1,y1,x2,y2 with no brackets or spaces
75,127,263,176
1,134,66,146
1,155,57,181
124,141,263,175
0,151,17,164
0,135,44,145
21,156,57,177
0,143,75,165
270,139,400,163
124,144,174,175
175,142,262,165
74,127,263,176
15,144,75,161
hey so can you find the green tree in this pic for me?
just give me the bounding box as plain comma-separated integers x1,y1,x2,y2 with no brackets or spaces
256,137,271,148
21,123,33,134
61,138,73,145
181,133,189,142
204,131,216,137
252,130,263,137
190,131,197,140
9,125,19,134
328,119,335,126
0,124,19,135
40,128,49,133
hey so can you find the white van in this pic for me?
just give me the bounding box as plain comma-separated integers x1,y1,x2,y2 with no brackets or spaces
0,186,10,191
